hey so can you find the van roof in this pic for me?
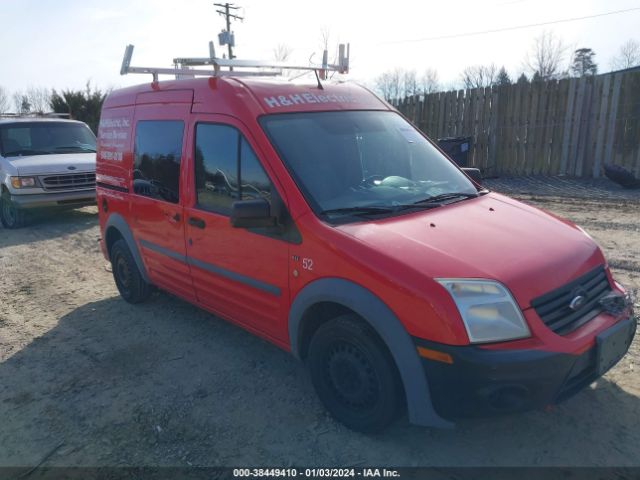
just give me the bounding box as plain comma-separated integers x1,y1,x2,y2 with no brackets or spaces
103,77,390,116
0,117,85,126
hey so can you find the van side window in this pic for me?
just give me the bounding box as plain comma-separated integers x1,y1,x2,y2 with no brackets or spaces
195,123,272,215
133,120,184,204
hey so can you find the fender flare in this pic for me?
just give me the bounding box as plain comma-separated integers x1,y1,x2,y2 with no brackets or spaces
288,278,453,428
104,213,149,283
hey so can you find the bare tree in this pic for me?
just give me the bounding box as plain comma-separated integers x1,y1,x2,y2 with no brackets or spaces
0,86,10,114
319,26,331,53
374,68,439,101
403,70,420,96
418,68,439,94
318,27,340,63
273,43,292,62
524,30,568,80
12,92,30,114
610,39,640,70
460,64,498,89
26,87,51,114
317,26,344,79
375,67,441,101
374,68,403,101
272,44,293,78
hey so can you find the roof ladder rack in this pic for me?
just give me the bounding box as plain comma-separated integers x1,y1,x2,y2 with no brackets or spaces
120,41,350,81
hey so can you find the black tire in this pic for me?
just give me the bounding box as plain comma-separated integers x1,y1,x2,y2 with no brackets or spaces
110,239,151,304
307,315,404,433
0,193,27,228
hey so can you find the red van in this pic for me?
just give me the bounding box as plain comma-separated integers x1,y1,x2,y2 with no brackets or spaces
96,76,636,432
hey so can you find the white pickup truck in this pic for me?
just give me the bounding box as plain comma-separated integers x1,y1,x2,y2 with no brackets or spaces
0,116,97,228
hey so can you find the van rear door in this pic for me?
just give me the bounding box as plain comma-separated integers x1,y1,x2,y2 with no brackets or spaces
130,91,196,302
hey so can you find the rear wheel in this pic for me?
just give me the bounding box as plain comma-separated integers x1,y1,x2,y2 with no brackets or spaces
307,315,404,433
0,193,27,228
110,239,151,303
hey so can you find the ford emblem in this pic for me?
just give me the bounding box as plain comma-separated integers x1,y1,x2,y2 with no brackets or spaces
67,166,77,170
569,295,586,311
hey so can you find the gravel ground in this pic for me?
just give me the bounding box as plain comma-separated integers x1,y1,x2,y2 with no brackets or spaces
0,181,639,468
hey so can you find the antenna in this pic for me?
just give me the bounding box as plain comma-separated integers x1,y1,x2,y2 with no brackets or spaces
119,42,350,81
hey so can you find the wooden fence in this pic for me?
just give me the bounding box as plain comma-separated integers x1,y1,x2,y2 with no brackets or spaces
393,70,640,178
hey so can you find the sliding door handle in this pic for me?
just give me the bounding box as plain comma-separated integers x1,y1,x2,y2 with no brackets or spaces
188,217,206,229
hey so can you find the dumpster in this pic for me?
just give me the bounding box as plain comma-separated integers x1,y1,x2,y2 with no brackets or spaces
437,137,473,167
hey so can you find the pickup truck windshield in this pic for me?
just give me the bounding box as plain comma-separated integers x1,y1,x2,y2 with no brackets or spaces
0,122,96,157
260,111,477,221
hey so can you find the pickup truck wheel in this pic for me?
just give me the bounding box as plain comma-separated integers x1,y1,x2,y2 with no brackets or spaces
307,315,404,433
110,239,151,304
0,194,27,229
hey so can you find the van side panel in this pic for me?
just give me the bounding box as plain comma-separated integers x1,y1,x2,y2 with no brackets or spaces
96,105,135,261
96,105,134,191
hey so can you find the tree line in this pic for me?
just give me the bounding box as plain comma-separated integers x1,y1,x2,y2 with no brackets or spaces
0,82,107,133
1,32,639,120
375,33,640,101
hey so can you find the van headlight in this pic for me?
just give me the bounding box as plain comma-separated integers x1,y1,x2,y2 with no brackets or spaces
436,279,530,344
10,176,38,189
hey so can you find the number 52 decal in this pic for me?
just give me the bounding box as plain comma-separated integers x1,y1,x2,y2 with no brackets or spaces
302,258,314,271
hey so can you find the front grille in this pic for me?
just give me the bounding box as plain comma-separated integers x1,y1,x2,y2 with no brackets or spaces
531,265,612,335
39,173,95,191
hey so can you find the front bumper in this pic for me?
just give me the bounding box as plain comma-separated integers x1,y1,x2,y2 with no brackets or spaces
416,315,636,420
10,190,96,209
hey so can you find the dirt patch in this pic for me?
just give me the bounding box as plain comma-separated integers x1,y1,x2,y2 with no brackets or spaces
0,193,639,467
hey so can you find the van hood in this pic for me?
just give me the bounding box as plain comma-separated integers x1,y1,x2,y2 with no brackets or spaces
336,193,605,309
9,153,95,175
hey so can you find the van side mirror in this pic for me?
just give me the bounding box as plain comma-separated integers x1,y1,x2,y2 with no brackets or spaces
462,167,482,185
230,198,277,228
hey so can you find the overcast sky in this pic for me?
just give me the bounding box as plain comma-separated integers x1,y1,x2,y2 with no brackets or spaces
1,0,639,98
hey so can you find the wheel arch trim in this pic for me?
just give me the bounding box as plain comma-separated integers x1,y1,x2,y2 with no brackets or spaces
288,277,453,428
104,213,149,283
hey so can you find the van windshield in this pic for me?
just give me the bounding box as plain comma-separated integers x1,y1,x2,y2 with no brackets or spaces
260,111,478,222
0,122,96,158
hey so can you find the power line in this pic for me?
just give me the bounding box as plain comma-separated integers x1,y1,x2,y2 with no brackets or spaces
379,6,640,45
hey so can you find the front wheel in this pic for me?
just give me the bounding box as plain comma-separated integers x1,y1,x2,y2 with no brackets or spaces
307,315,404,433
0,194,27,228
110,239,151,304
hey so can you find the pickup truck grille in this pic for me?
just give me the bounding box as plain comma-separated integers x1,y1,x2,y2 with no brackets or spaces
531,265,612,335
39,173,96,191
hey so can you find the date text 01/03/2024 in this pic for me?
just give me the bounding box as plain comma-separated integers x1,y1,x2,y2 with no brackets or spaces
232,468,400,477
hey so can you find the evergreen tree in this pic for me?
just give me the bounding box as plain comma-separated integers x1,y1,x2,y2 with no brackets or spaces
496,67,511,86
570,48,598,77
50,82,107,133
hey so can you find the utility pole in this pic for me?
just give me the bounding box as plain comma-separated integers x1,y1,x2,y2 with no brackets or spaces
214,3,243,62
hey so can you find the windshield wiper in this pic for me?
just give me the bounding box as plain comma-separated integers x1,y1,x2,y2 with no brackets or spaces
411,192,479,205
54,145,96,152
320,206,397,217
3,149,50,156
321,202,444,218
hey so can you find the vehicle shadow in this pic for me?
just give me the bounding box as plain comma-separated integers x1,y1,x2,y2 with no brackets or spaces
0,206,98,249
0,293,638,467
